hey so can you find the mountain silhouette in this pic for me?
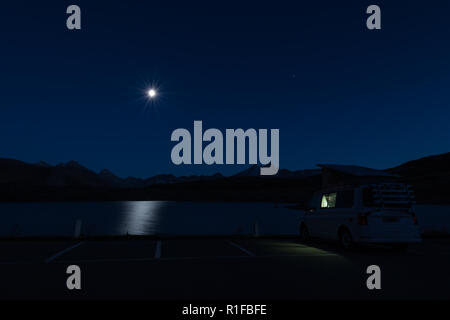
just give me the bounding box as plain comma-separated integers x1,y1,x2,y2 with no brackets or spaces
1,152,450,203
386,152,450,203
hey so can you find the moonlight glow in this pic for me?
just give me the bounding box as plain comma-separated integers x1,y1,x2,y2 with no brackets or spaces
148,89,157,98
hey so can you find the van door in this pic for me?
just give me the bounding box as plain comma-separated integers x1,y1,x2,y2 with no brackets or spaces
313,192,338,238
323,190,356,239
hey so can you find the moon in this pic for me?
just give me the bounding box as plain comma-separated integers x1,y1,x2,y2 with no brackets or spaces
148,88,157,98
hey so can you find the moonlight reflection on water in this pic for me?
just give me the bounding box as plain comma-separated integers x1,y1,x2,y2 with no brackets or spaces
121,201,166,235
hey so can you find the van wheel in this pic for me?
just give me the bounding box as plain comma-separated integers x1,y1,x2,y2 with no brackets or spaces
299,224,310,243
339,228,353,250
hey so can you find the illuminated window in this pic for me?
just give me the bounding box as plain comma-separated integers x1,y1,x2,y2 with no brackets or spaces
321,192,337,208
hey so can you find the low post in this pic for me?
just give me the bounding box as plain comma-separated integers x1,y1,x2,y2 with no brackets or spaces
74,219,82,238
254,221,260,237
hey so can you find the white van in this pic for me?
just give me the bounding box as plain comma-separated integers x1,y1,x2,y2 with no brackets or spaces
299,183,421,250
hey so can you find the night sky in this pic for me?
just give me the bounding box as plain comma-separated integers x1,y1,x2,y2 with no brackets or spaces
1,1,450,178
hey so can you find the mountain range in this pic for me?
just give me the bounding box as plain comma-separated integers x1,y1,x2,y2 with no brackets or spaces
0,158,320,188
1,152,449,203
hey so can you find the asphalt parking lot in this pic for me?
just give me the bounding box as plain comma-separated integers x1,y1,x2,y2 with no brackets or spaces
1,237,449,300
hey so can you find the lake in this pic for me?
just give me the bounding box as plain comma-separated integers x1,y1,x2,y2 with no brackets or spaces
1,202,448,238
0,201,303,237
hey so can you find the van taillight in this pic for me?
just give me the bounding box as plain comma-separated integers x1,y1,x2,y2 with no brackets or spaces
357,213,368,226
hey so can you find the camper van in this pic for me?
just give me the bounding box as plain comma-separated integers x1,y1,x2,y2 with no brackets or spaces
299,183,421,250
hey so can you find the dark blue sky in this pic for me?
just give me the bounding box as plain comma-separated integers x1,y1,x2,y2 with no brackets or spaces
1,1,450,177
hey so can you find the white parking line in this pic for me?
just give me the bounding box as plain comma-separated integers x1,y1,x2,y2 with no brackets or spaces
226,240,256,257
154,240,162,259
45,242,84,264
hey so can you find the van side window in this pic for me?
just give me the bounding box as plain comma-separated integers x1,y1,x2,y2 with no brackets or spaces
336,190,354,208
363,188,374,206
320,193,337,208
